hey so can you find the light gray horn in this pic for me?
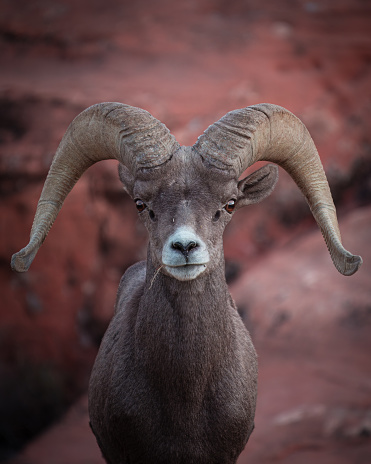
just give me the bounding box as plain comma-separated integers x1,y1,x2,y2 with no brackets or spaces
194,103,362,276
11,102,180,272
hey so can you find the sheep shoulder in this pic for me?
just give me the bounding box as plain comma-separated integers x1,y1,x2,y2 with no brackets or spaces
114,260,147,316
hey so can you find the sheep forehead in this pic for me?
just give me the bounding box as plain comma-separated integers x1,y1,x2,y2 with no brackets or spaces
134,147,238,204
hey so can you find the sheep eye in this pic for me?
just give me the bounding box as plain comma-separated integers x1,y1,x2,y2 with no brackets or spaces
135,199,146,212
224,199,236,214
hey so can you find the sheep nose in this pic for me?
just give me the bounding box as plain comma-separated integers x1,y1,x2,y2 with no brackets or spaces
172,240,198,258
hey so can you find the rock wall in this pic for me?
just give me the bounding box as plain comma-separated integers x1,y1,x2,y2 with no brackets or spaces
232,206,371,463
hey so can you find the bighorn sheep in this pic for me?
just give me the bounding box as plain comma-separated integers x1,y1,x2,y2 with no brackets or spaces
11,103,362,463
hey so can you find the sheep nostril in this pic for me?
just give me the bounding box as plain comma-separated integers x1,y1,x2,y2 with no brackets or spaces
172,240,198,257
187,241,197,252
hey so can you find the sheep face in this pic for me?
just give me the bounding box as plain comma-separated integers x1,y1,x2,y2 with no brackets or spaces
119,147,278,281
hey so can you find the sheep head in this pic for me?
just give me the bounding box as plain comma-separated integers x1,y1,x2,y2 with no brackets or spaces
119,147,278,281
11,102,362,277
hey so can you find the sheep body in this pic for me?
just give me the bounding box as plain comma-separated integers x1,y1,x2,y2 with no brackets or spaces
90,261,256,463
89,151,259,463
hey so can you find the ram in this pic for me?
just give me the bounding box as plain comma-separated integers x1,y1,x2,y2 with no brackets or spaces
11,103,362,464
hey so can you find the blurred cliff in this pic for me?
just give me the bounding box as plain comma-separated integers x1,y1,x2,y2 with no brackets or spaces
0,0,370,462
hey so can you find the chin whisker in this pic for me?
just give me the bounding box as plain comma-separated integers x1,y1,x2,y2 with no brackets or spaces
149,265,163,290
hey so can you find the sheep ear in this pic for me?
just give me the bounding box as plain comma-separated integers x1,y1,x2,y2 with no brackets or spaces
237,164,278,207
118,163,135,196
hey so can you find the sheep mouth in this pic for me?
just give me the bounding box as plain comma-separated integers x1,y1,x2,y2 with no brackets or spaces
165,261,209,268
163,263,208,281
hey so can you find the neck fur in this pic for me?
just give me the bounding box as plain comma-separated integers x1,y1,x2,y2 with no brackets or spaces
134,250,234,398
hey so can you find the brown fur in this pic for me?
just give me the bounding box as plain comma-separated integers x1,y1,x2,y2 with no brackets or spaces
88,148,277,463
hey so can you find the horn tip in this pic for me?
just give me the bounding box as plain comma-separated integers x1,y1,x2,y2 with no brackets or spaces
11,246,37,273
340,253,362,276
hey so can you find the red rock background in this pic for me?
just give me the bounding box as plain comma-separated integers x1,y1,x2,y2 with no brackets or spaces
0,0,370,462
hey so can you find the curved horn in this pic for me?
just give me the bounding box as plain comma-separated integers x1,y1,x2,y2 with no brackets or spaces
194,103,362,276
11,102,180,272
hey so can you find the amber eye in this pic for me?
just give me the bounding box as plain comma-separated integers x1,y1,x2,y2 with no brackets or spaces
224,199,236,214
135,199,147,212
